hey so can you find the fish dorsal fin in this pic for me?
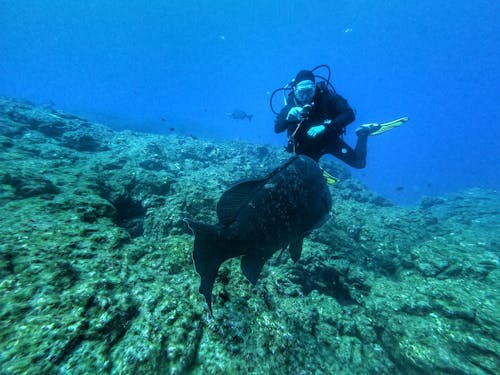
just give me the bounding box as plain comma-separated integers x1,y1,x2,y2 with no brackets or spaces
217,179,266,226
217,155,300,226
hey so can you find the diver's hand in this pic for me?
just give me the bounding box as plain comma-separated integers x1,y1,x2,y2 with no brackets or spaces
286,107,303,121
307,125,326,138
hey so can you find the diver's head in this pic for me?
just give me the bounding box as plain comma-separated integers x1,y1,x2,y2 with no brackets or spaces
293,70,316,104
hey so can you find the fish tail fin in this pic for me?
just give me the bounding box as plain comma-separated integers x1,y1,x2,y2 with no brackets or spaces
184,218,228,314
247,114,252,122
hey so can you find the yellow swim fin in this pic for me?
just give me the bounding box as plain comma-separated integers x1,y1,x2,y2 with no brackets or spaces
370,117,409,136
322,169,340,185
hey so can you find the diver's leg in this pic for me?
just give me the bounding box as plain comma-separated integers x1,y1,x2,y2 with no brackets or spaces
325,135,367,169
296,145,322,162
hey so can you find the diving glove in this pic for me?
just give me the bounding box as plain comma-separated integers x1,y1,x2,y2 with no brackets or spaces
307,125,326,138
286,107,303,121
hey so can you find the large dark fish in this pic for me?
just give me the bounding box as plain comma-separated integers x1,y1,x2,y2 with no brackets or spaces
226,110,253,121
185,155,332,313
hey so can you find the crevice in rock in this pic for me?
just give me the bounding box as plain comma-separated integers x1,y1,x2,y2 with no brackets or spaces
111,194,146,238
290,267,357,305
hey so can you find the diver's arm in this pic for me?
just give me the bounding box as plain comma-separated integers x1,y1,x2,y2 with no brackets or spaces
274,105,297,133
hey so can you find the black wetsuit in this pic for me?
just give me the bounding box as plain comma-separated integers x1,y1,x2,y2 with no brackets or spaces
274,82,368,168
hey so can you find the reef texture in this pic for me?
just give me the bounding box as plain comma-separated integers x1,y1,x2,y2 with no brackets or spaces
0,97,498,374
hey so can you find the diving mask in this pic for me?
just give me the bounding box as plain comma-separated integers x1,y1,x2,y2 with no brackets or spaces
294,80,316,104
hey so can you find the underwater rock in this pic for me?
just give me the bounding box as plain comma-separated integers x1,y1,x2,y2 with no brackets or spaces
0,97,498,375
2,170,60,198
139,158,164,171
0,135,15,148
60,130,109,152
37,120,68,138
420,196,445,209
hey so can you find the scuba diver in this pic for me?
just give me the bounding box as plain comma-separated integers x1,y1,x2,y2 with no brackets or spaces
272,65,381,168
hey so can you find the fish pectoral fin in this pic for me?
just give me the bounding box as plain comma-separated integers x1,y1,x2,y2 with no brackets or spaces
288,238,304,263
241,254,267,286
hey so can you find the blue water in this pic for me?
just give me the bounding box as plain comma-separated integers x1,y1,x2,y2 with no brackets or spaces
1,0,499,204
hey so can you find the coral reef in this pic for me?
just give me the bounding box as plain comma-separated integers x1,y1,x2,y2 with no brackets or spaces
0,97,498,374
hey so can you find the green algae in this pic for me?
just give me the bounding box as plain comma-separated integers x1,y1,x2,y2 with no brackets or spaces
0,97,498,374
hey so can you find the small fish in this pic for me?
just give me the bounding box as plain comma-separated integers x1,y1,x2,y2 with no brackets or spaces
395,186,404,191
185,155,332,314
226,110,253,122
